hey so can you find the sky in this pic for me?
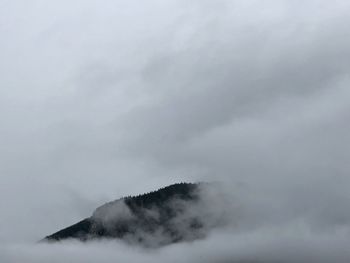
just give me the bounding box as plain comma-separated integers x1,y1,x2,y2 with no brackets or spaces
1,0,350,262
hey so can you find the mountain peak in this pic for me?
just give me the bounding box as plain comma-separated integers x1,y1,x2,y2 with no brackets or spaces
44,182,220,247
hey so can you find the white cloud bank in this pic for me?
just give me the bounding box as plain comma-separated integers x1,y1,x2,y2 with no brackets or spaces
1,0,350,261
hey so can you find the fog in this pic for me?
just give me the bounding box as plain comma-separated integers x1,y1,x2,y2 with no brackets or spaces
1,0,350,262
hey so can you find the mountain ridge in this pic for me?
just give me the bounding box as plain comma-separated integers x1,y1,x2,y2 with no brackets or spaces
43,182,210,247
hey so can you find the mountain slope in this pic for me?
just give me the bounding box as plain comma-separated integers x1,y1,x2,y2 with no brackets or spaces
44,183,215,247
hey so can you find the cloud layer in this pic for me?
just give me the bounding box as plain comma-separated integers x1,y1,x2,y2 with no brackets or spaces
1,0,350,262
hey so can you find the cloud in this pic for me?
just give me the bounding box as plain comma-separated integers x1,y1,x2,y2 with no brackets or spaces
0,0,350,261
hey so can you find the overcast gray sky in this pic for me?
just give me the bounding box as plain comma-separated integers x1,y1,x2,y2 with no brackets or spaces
1,0,350,262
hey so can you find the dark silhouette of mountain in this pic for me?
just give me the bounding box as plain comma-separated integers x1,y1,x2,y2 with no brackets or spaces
44,182,211,247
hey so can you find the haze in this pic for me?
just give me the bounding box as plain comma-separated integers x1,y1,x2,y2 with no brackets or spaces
0,0,350,262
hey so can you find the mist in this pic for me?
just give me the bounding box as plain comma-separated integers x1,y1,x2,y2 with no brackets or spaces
1,0,350,262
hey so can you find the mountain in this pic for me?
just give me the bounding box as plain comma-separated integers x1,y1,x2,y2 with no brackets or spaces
43,182,220,247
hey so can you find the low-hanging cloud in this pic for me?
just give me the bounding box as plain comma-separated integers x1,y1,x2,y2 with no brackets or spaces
1,0,350,262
